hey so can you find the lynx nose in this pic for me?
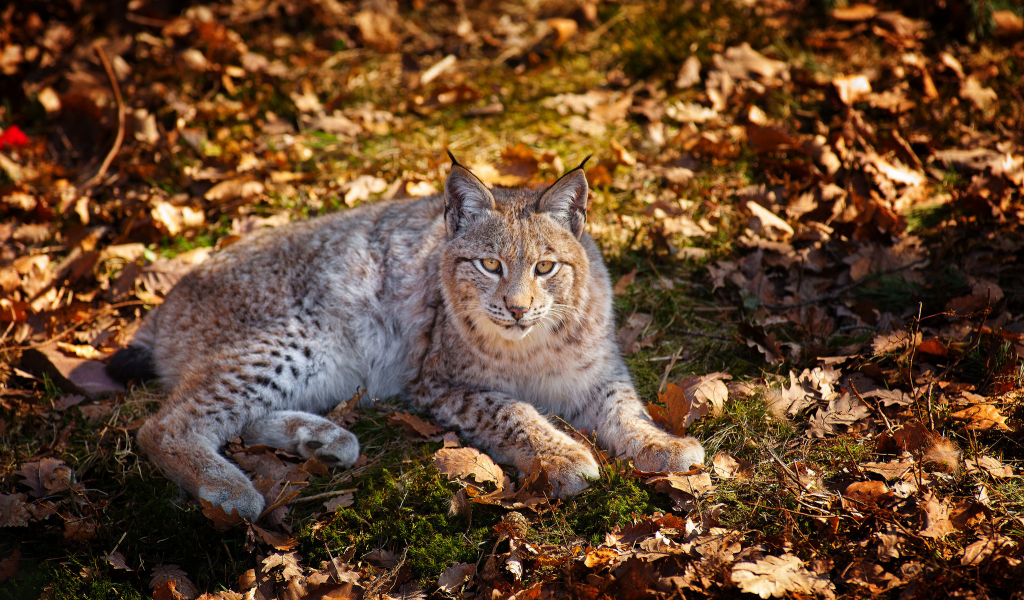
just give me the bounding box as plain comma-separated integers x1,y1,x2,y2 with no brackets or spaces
504,297,528,321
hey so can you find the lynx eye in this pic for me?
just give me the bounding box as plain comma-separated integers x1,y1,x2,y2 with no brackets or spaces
480,258,502,274
535,261,555,275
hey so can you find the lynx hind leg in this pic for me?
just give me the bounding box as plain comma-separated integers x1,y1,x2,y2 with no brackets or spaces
138,409,266,521
242,411,359,468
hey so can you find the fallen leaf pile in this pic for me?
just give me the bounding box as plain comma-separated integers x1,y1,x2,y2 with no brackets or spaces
2,0,1024,597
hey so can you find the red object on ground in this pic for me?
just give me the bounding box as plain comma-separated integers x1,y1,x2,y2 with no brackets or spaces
0,125,29,150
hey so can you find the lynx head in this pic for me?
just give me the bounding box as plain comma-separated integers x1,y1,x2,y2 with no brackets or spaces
440,155,592,345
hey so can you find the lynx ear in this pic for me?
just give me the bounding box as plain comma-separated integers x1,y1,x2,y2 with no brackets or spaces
444,153,495,236
537,159,590,238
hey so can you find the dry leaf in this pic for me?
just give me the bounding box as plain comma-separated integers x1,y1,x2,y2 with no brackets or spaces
961,536,1010,566
152,201,205,236
16,458,73,498
248,523,298,551
678,372,731,417
949,405,1011,432
965,455,1016,479
833,4,878,21
919,494,954,538
204,179,264,203
436,562,475,594
613,269,636,296
263,552,303,581
0,494,31,527
200,499,246,531
342,175,388,206
737,323,784,364
433,447,505,490
354,10,397,51
107,551,133,571
64,517,97,542
150,565,200,600
617,312,653,355
861,459,914,482
387,411,443,439
843,481,891,509
546,18,577,48
648,382,709,437
833,74,872,105
732,554,835,599
960,76,997,112
712,451,753,480
583,548,620,569
675,56,701,89
646,472,716,501
993,10,1024,37
56,342,107,360
713,43,789,84
324,493,354,511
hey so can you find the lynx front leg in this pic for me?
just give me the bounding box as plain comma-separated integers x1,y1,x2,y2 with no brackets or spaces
242,411,359,468
588,381,705,473
422,389,600,496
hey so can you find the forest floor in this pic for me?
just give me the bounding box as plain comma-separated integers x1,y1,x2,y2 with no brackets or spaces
2,0,1024,598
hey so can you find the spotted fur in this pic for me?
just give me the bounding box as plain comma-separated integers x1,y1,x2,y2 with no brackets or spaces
111,159,704,520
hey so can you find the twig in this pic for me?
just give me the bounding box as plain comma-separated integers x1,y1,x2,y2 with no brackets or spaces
286,488,358,506
762,258,928,310
925,380,935,431
668,328,733,341
908,302,922,421
851,381,893,433
12,300,146,351
82,43,126,192
258,481,308,521
659,344,685,395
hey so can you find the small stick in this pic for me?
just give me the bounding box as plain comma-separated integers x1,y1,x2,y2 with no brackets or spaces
658,344,685,394
851,381,893,433
925,380,935,431
258,482,307,521
668,328,733,341
82,43,126,191
908,302,922,422
13,300,146,351
286,488,358,506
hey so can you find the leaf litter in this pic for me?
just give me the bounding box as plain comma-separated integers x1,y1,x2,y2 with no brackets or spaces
2,0,1024,597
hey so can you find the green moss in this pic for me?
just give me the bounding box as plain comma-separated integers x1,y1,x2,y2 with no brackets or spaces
300,463,500,581
553,466,671,545
0,563,144,600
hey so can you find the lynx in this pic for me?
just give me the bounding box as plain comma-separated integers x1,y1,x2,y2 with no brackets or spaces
107,154,705,520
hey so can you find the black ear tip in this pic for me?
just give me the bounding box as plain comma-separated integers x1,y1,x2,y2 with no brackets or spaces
446,149,459,167
578,154,592,170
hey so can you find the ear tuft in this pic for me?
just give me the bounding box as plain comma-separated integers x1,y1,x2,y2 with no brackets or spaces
444,163,495,236
537,166,589,238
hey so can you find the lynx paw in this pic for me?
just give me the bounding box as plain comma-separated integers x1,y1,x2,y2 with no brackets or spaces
634,436,705,473
199,480,266,522
539,446,601,497
297,425,359,468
